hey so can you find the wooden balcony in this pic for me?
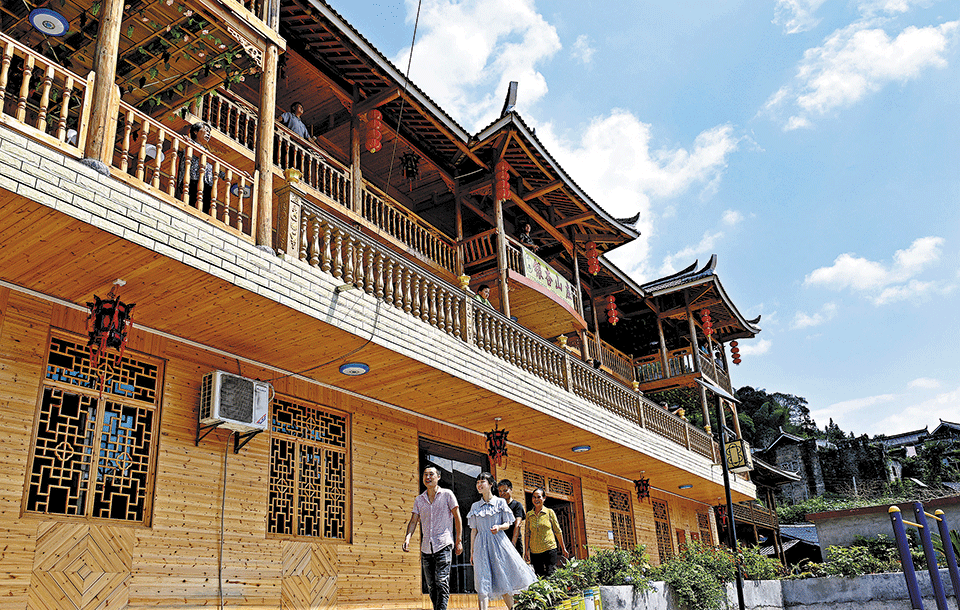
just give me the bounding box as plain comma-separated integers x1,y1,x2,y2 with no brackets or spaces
461,231,587,339
634,346,733,394
731,501,779,529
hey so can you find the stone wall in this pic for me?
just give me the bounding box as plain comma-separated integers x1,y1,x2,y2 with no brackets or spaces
808,496,960,550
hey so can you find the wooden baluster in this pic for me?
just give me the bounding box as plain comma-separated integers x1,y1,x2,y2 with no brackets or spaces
151,128,165,189
410,276,421,318
210,160,221,221
321,222,332,272
35,65,54,132
401,266,413,313
182,143,195,202
428,283,437,325
222,168,234,226
374,252,384,299
364,246,375,294
0,42,13,99
332,230,344,279
382,259,393,302
344,237,356,285
444,292,453,335
135,120,149,181
119,109,134,172
167,139,180,197
309,217,320,267
299,214,309,262
16,54,34,123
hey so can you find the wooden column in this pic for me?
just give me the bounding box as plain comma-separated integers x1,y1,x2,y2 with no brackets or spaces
590,291,602,363
455,188,464,275
493,195,510,317
656,315,669,377
255,43,279,248
730,400,743,439
685,295,700,371
700,384,711,434
572,245,583,317
351,89,363,214
81,0,124,174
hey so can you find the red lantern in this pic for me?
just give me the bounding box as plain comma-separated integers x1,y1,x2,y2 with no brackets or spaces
366,109,383,153
494,161,511,201
634,477,650,501
730,340,738,347
606,295,620,325
486,418,509,468
85,281,135,398
586,241,600,275
733,358,742,365
700,308,714,336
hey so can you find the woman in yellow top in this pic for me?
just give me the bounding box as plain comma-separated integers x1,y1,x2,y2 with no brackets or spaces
523,488,569,577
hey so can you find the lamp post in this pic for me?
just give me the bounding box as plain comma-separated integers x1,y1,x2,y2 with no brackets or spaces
715,396,745,610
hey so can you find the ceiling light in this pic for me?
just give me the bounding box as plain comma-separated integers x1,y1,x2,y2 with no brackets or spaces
571,445,591,453
339,362,369,376
678,484,693,489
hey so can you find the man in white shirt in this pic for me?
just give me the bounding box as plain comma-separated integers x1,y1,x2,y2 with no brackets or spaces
402,466,463,610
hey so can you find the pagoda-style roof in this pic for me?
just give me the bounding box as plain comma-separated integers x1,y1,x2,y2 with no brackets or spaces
931,419,960,439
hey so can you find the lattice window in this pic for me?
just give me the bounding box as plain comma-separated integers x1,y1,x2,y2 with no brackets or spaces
548,477,573,498
523,470,545,491
652,498,673,562
25,334,162,525
608,488,636,550
697,512,712,545
268,395,350,541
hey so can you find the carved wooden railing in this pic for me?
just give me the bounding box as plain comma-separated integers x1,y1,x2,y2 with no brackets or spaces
112,100,257,239
596,336,634,385
461,230,523,273
731,501,778,529
274,127,352,208
697,351,732,393
280,193,719,464
636,349,694,383
201,90,258,149
359,183,458,275
0,34,90,152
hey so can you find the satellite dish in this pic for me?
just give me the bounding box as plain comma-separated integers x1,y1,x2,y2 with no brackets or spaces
29,8,69,37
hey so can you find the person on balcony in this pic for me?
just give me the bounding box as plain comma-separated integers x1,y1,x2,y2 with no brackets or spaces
524,488,569,577
517,222,539,252
176,122,214,214
468,472,536,610
279,101,314,142
475,285,493,308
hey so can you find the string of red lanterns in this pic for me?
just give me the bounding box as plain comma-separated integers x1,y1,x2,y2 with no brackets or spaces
730,340,741,365
365,109,383,153
605,295,620,326
700,308,714,337
586,241,600,275
494,161,510,201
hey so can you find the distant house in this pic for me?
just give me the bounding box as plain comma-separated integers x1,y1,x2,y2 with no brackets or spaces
759,430,835,505
877,419,960,486
761,523,822,565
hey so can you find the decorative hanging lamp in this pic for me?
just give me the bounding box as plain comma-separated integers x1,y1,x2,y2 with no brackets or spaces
494,161,510,201
700,308,714,337
730,340,741,365
486,417,509,468
586,241,600,275
85,280,135,397
400,152,420,191
634,473,650,501
605,295,620,326
365,109,383,153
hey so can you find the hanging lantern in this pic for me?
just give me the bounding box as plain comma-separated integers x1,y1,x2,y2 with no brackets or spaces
400,152,420,191
730,340,741,365
700,308,714,337
494,161,510,201
85,280,135,397
365,109,383,153
586,241,600,275
634,475,650,501
715,504,728,528
486,417,509,468
606,295,620,326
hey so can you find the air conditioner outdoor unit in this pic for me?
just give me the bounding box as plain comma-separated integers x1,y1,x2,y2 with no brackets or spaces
198,371,271,433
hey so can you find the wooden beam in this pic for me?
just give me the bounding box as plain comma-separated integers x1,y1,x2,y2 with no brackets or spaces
507,192,572,252
555,210,596,228
522,180,564,202
396,90,487,168
658,298,722,320
591,283,626,300
576,233,631,243
461,197,495,226
354,86,400,116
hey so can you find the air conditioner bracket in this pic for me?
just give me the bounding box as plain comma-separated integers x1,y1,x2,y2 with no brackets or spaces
196,420,224,446
234,429,264,453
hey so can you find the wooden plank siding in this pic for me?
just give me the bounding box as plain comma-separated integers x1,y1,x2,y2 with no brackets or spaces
0,290,718,608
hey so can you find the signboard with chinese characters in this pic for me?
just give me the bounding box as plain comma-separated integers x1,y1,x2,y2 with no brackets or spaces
521,248,577,310
725,438,754,474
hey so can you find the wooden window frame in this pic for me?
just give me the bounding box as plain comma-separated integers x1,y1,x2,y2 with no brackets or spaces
267,393,352,543
607,487,636,550
23,332,164,526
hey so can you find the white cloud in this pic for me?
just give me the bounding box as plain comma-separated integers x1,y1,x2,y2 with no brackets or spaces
660,231,724,275
765,18,959,130
811,393,898,422
773,0,828,34
721,210,744,226
572,34,596,64
865,386,960,436
803,236,945,304
538,113,741,280
395,0,562,130
737,338,771,357
908,377,940,389
791,302,837,329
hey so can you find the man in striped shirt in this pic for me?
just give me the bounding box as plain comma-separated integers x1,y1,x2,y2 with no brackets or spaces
402,466,463,610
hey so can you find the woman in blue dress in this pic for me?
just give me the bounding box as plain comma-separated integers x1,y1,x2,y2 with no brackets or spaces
468,472,537,610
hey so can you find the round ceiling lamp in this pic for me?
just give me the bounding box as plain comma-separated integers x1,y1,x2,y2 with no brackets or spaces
29,9,69,37
339,362,369,376
571,445,591,453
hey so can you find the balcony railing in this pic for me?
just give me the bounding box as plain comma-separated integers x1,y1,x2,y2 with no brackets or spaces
635,349,694,383
284,199,718,463
697,350,732,393
460,229,523,273
0,34,90,152
731,501,778,529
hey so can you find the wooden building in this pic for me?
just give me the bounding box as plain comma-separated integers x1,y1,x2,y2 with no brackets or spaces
0,0,761,608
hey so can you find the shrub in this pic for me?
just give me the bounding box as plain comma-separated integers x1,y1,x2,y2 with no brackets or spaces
738,545,785,581
652,559,724,610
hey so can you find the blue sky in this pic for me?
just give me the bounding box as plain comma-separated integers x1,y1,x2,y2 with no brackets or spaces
334,0,960,439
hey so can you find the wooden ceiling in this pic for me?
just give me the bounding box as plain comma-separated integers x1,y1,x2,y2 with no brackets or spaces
0,188,750,504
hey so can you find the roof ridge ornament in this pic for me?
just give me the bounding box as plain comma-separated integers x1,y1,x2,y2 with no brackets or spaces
500,81,518,117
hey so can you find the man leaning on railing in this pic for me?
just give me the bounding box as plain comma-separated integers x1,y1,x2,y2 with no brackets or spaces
279,101,317,144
